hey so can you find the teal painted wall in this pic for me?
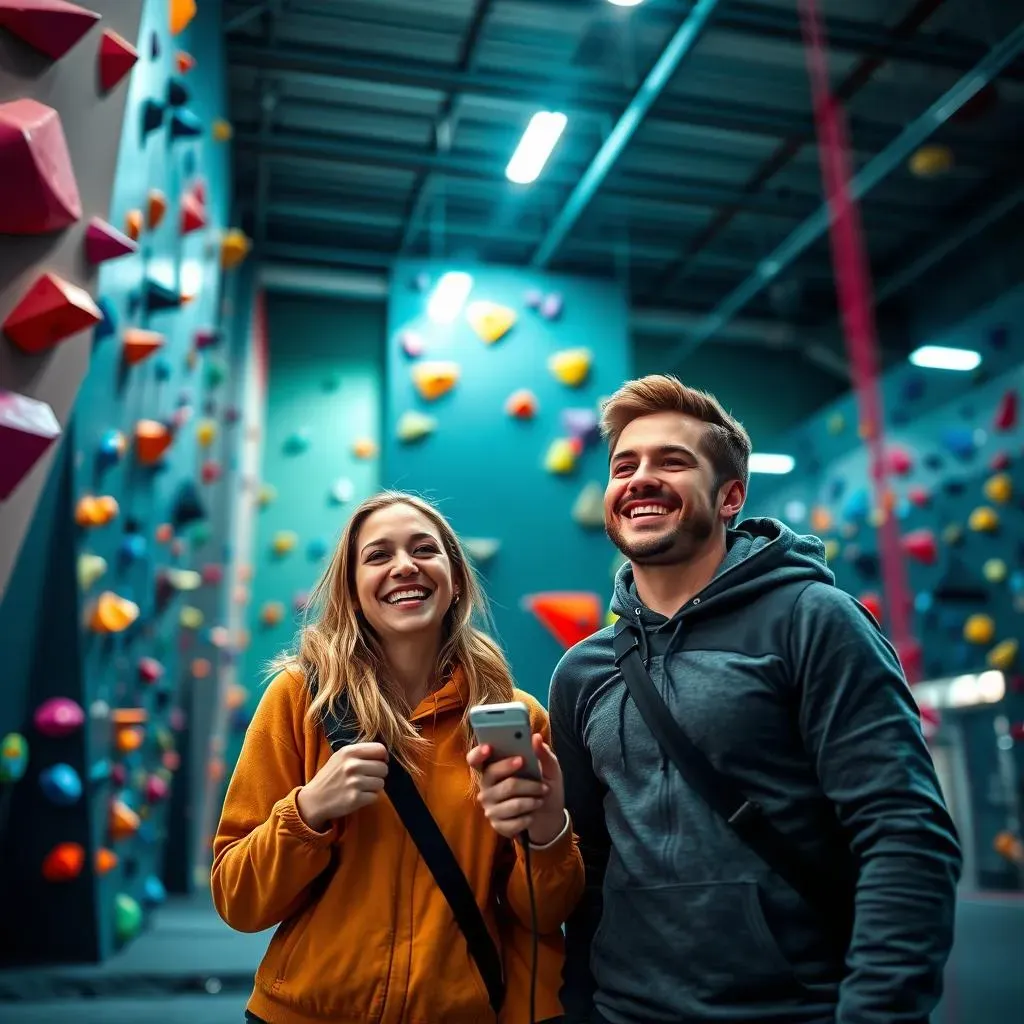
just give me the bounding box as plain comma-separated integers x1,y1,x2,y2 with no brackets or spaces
385,260,631,702
240,295,385,718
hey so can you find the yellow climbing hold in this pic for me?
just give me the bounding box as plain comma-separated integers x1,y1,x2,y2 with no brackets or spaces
963,614,995,645
272,531,298,556
548,348,592,388
164,568,201,591
212,119,233,142
221,229,251,270
572,482,605,529
823,539,840,561
544,438,577,475
869,506,887,528
179,606,203,629
826,412,844,435
968,506,999,533
257,483,277,508
412,361,460,401
909,144,954,178
984,473,1012,504
466,301,516,344
196,420,217,447
396,411,436,442
987,639,1018,671
77,554,107,590
352,437,378,459
983,558,1008,583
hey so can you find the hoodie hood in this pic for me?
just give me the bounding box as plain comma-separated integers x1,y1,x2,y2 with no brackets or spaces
610,516,835,627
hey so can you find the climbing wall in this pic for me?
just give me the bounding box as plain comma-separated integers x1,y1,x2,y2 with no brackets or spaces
385,261,631,699
750,297,1024,891
0,0,253,966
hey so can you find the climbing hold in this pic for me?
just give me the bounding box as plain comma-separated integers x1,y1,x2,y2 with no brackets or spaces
200,460,221,484
170,0,196,34
96,428,127,468
194,327,219,350
171,479,206,527
0,733,28,782
524,289,543,309
307,537,328,561
162,567,201,592
0,98,81,234
98,28,138,91
412,361,460,401
548,348,592,388
134,420,173,465
74,494,118,527
39,763,82,806
169,109,203,140
88,591,140,633
272,531,298,556
258,483,277,508
283,430,310,455
166,77,189,108
196,420,216,447
858,593,882,624
221,228,250,268
841,487,869,522
466,300,517,344
142,874,167,907
521,592,601,649
825,412,844,435
191,657,211,679
901,530,938,565
124,207,143,240
505,389,538,419
85,216,138,265
259,601,285,627
907,486,930,508
810,507,832,533
398,329,425,357
329,478,354,504
175,50,194,73
155,523,173,543
940,428,975,460
994,390,1017,431
143,276,183,313
0,390,61,500
0,0,99,58
76,553,106,591
180,191,206,234
968,506,999,533
117,534,146,565
909,144,953,178
42,842,85,882
204,357,227,389
122,327,164,366
823,539,839,561
539,293,563,320
34,697,84,737
146,189,167,230
963,614,995,646
987,639,1018,671
212,118,233,142
201,563,224,586
544,438,577,475
3,272,101,353
113,893,142,941
463,537,500,564
352,437,377,460
183,605,205,629
397,410,436,443
572,482,605,529
95,848,118,874
941,523,964,546
783,501,806,523
983,558,1007,583
137,657,163,683
562,408,600,446
884,446,914,476
984,473,1012,504
226,684,249,711
293,591,310,614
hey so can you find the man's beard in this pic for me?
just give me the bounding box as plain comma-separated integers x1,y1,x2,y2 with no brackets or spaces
605,503,715,565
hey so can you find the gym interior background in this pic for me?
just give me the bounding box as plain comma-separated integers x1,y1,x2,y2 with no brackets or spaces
1,0,1022,1020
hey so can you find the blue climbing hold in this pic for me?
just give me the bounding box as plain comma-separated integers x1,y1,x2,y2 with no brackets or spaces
154,356,172,382
118,534,147,565
940,427,975,460
142,875,167,905
307,537,328,561
841,487,869,522
900,372,926,403
39,763,83,806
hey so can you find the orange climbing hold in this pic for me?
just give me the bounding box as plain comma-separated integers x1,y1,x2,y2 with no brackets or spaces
109,799,140,840
75,494,118,527
95,847,118,874
505,389,538,419
88,591,139,633
170,0,196,35
115,726,144,752
522,592,601,649
124,208,142,240
147,189,167,229
3,272,101,353
122,327,164,366
135,419,172,465
175,51,195,74
412,361,460,401
42,842,85,882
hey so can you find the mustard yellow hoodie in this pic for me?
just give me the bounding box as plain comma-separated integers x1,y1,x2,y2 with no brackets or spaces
212,668,584,1024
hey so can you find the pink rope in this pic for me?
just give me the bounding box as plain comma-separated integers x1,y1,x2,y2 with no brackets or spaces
797,0,920,683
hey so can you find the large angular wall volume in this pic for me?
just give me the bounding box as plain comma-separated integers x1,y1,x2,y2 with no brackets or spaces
0,98,81,235
0,0,100,60
0,389,61,500
2,272,101,353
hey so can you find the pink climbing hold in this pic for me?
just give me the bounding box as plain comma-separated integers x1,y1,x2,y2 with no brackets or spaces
97,28,138,92
0,389,61,500
85,216,138,264
33,696,85,737
0,98,81,234
991,451,1011,472
137,657,164,683
994,390,1018,432
0,0,100,60
884,446,913,476
907,486,930,508
901,528,937,566
144,774,169,802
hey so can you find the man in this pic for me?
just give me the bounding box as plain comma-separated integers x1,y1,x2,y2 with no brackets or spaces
549,374,961,1024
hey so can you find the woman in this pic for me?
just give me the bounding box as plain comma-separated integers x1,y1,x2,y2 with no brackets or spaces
212,491,584,1024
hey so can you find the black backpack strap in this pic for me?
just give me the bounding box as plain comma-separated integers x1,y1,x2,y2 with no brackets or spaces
612,618,848,934
318,688,505,1015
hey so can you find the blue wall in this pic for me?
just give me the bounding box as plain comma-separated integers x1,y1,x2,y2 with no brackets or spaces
386,260,631,700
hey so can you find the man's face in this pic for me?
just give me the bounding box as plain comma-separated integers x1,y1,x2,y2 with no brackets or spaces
604,411,739,565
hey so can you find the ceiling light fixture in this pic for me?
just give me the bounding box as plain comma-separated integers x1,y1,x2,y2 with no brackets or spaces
908,344,982,371
506,111,568,185
748,453,795,475
426,271,473,324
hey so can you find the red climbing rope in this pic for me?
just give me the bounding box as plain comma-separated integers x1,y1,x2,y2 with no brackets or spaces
797,0,921,683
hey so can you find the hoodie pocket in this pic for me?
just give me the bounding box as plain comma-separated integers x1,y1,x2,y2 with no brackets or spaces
593,879,801,1011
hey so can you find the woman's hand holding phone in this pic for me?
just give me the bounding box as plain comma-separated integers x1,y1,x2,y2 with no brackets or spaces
297,742,389,831
468,734,566,845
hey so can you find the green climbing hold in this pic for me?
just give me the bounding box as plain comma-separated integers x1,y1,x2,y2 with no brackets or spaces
114,892,142,942
204,357,227,389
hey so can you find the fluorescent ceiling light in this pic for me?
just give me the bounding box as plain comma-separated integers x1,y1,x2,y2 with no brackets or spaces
607,0,646,6
908,344,981,371
506,111,568,185
426,271,473,324
749,453,795,475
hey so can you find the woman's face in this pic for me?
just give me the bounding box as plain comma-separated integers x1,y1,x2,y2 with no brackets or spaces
353,503,456,642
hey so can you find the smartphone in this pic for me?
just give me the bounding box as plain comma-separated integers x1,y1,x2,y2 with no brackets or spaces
468,701,542,780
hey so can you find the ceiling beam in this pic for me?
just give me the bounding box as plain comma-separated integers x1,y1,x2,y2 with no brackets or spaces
530,0,721,268
657,18,1024,366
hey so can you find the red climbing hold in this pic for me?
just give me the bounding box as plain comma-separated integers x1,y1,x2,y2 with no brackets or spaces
521,592,601,649
884,446,913,476
0,0,99,60
907,486,930,508
994,390,1018,432
901,529,937,566
859,592,883,624
3,272,101,353
98,28,138,92
180,191,206,234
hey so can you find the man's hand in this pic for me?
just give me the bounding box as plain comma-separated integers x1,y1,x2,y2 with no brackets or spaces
468,733,566,845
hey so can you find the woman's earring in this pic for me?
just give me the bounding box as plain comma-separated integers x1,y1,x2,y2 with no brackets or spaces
453,591,461,605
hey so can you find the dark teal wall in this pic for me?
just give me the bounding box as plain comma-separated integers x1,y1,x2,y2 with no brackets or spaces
385,261,631,702
240,295,385,722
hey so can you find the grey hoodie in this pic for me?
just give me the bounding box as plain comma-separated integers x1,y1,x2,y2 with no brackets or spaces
549,518,961,1024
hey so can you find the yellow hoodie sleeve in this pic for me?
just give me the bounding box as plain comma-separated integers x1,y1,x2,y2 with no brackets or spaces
502,692,585,934
211,672,336,933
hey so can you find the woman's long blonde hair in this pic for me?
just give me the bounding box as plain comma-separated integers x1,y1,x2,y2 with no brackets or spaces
270,491,514,770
